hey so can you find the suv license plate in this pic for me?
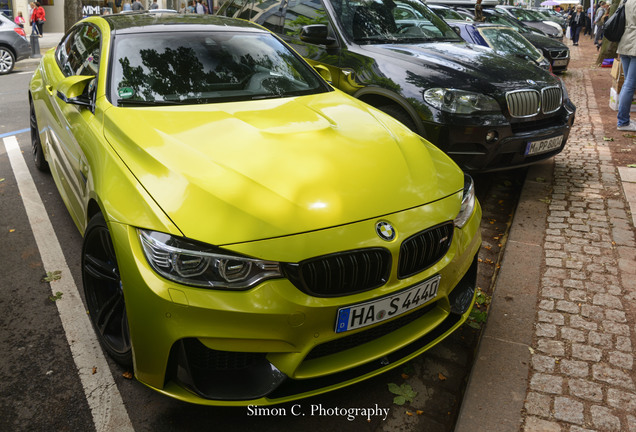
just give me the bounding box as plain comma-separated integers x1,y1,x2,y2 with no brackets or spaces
526,135,563,156
335,275,440,333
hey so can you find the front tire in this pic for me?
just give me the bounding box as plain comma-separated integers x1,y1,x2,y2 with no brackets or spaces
0,47,15,75
82,213,132,367
30,101,49,172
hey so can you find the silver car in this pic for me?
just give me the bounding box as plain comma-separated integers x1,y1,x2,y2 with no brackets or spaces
0,13,30,74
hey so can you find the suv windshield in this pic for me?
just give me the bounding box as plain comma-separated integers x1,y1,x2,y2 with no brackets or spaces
479,26,542,63
331,0,461,44
506,8,543,22
109,30,329,106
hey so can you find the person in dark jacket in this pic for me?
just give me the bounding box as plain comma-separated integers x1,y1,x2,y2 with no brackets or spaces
568,4,586,46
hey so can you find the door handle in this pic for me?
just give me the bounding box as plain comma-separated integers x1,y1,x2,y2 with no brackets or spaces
46,85,54,95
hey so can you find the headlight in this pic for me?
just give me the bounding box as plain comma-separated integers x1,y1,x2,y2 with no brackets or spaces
454,174,476,228
138,229,282,289
424,88,500,114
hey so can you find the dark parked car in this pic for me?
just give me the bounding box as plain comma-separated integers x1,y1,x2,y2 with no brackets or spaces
0,12,30,74
477,8,570,73
496,5,563,40
451,22,551,71
216,0,575,172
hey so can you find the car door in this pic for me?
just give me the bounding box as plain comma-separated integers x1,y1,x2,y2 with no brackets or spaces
44,24,101,229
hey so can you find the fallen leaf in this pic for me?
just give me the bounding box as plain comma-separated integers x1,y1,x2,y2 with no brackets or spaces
535,177,545,182
401,373,409,379
0,178,5,182
92,366,97,375
416,410,424,415
406,411,413,416
122,371,133,379
603,137,614,141
528,347,535,354
438,372,447,381
9,229,15,233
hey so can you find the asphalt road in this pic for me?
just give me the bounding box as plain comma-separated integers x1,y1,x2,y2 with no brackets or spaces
0,60,525,432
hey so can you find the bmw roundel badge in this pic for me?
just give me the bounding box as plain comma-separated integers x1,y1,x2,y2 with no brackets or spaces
526,79,537,86
376,221,396,241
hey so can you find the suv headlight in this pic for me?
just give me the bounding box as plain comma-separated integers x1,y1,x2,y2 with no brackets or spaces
139,229,282,289
424,88,500,114
454,174,476,228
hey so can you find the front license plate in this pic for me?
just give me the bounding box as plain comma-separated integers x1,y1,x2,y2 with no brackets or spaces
525,135,563,156
335,275,440,333
553,59,568,67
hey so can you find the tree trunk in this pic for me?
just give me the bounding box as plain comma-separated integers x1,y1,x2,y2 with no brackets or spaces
63,0,84,33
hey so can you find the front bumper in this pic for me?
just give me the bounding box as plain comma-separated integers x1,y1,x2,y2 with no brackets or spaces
109,194,482,405
427,102,576,172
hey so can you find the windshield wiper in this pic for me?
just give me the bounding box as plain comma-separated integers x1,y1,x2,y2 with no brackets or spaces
116,99,186,107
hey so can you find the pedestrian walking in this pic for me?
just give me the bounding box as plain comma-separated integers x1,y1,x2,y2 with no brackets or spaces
195,0,204,14
567,5,586,46
617,0,636,131
131,0,144,10
150,0,159,9
30,2,45,37
122,0,132,10
593,1,609,49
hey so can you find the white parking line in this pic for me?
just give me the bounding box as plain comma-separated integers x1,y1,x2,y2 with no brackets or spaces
3,135,134,432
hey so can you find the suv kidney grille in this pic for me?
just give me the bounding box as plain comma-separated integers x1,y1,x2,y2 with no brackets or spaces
542,86,562,114
507,87,563,118
506,90,540,117
398,222,454,279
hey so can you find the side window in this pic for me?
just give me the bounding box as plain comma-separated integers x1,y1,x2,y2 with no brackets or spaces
282,0,328,37
56,24,101,77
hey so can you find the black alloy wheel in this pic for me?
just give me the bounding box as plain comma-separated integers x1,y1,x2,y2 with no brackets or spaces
30,101,49,172
82,213,132,366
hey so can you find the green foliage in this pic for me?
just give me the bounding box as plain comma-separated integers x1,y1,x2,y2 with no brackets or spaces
388,382,417,405
42,270,62,282
49,291,63,302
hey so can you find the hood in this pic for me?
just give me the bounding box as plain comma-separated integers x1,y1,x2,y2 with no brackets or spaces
358,41,560,94
524,32,569,50
103,92,462,245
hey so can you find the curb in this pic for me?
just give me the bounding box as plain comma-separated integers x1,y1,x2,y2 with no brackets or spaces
455,160,553,432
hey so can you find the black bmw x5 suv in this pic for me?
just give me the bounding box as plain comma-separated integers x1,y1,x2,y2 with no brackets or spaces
216,0,576,172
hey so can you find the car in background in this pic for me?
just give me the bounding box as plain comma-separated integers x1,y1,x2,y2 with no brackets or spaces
531,7,567,30
451,22,551,71
428,4,473,21
496,6,563,40
216,0,575,172
29,12,482,405
476,7,570,73
0,12,30,74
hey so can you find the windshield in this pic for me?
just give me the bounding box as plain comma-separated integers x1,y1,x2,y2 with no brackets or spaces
331,0,462,44
483,11,528,33
432,7,469,22
109,31,329,106
507,8,543,22
479,27,542,63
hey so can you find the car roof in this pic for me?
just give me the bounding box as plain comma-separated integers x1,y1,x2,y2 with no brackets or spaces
97,12,265,34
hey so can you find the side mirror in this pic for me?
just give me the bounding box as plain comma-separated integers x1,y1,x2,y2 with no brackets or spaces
313,64,332,83
56,75,95,110
300,24,334,45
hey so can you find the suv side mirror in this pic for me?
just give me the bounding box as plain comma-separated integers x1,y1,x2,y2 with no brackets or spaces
300,24,334,45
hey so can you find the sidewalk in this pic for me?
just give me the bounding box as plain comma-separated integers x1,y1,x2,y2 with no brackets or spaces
19,32,65,67
456,38,636,431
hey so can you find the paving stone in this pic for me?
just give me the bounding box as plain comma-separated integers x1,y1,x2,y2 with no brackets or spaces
537,340,566,357
605,309,627,322
572,344,602,362
588,331,613,349
560,327,586,343
590,406,621,431
539,300,555,311
609,351,634,370
570,316,598,331
627,415,636,432
616,336,632,352
529,373,563,394
607,389,636,411
559,359,588,378
602,321,630,336
568,290,587,302
554,396,584,424
538,310,566,326
536,323,557,338
524,416,562,432
592,364,635,389
568,378,603,402
525,392,552,417
533,354,556,373
592,293,623,309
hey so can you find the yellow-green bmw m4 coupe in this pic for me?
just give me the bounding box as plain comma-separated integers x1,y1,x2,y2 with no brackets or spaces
29,12,481,405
